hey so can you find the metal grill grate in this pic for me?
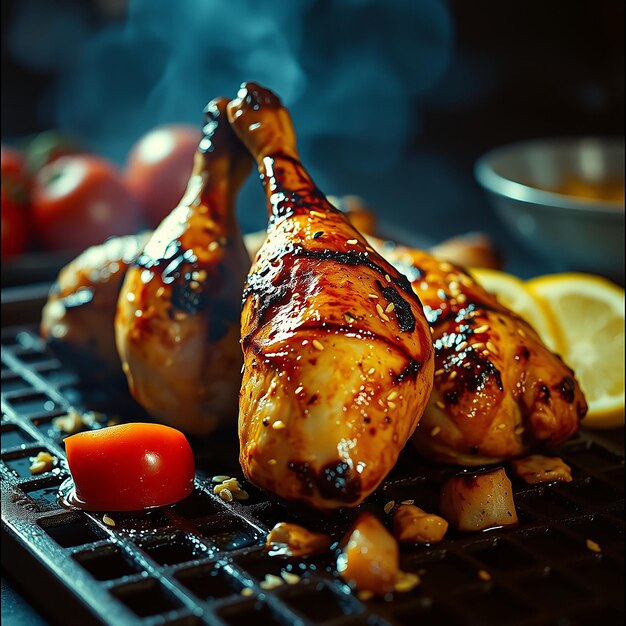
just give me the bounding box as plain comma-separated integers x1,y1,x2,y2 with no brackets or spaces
2,322,624,626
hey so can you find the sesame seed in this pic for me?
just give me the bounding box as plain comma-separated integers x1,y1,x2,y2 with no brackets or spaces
486,341,499,355
478,570,491,581
357,590,374,601
497,423,507,430
457,341,468,351
430,327,434,334
368,293,379,299
347,239,358,245
420,281,429,290
586,539,601,552
312,339,324,351
272,420,287,430
514,426,525,436
472,342,485,350
473,324,489,334
517,328,526,337
434,369,444,376
192,269,207,281
482,350,490,357
189,280,200,290
457,294,467,303
385,302,395,313
295,386,304,394
102,515,116,527
268,459,277,466
155,287,165,297
449,370,457,380
384,500,395,514
211,475,232,483
387,391,398,401
219,489,233,502
174,311,187,321
431,426,441,437
460,275,474,287
439,262,453,272
387,401,397,409
436,401,445,410
281,571,300,585
208,241,220,251
310,210,326,219
241,588,255,597
365,246,374,252
464,361,473,368
367,367,376,375
376,303,390,322
385,274,392,282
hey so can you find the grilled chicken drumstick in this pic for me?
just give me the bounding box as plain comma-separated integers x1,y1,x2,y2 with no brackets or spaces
41,233,150,383
227,83,435,509
115,98,251,435
369,240,586,465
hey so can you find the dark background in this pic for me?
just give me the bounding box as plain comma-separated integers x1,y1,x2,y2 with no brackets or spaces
2,0,624,276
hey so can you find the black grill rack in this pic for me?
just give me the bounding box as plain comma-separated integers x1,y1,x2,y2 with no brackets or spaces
2,322,624,626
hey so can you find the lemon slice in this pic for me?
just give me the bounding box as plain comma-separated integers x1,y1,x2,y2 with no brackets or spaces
526,273,625,429
469,268,560,351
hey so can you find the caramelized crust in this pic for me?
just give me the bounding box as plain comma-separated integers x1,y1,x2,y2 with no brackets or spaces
228,83,434,509
115,99,251,434
369,238,586,465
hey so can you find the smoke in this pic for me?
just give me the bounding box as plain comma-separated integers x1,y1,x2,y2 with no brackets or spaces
12,0,454,234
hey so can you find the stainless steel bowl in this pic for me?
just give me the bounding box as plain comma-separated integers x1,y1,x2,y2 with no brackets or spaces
475,138,624,277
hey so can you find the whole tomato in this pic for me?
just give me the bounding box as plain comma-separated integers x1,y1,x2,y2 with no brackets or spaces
65,423,195,511
1,145,31,257
32,155,142,252
124,124,201,228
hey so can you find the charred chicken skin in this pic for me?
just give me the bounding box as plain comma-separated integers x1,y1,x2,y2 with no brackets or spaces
115,98,251,435
368,239,586,465
41,232,150,383
227,83,435,509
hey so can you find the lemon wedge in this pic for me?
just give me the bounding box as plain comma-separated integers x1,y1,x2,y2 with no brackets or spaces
526,273,625,429
469,267,560,351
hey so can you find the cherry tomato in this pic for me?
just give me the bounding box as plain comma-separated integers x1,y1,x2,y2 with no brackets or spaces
124,124,201,228
1,189,30,257
31,155,142,252
1,145,31,257
65,423,195,512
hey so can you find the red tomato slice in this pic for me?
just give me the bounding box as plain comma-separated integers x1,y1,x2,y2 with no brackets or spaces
65,423,195,511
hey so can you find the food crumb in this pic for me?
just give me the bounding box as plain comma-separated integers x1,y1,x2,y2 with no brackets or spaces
586,539,601,553
219,488,233,502
394,571,421,593
29,451,55,475
260,574,284,590
54,408,85,434
212,475,232,484
281,571,300,585
478,569,492,581
272,420,287,430
102,514,115,527
240,587,254,597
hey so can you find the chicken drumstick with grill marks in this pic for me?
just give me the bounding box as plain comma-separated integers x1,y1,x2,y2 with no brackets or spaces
115,98,251,435
369,240,586,465
227,83,435,510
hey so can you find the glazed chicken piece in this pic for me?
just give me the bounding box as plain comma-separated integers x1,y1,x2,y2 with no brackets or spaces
367,239,586,465
115,98,251,435
41,232,150,383
227,83,434,510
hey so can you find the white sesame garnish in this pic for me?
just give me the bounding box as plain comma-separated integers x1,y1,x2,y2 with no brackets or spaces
586,539,601,553
367,367,376,375
439,262,453,272
387,391,398,401
312,339,324,351
431,426,441,436
368,293,379,299
497,423,507,430
174,311,187,321
514,426,525,436
434,369,444,376
486,341,499,355
478,569,491,581
272,420,287,430
346,239,358,245
102,514,116,527
267,459,278,466
310,210,326,219
376,303,390,322
208,241,220,252
449,371,457,380
385,274,391,283
387,401,397,410
456,294,467,303
436,401,445,409
212,475,232,483
473,324,489,334
472,342,485,350
518,328,526,337
384,500,395,514
295,386,304,394
457,341,468,351
385,302,395,313
155,287,165,298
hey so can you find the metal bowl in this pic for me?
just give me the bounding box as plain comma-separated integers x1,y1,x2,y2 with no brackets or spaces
475,138,624,277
